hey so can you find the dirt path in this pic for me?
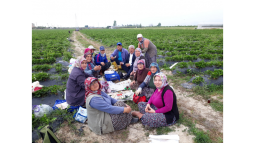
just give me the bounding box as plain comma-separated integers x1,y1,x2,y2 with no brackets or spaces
46,31,222,143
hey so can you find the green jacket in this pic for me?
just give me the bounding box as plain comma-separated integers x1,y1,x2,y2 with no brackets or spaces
86,94,114,135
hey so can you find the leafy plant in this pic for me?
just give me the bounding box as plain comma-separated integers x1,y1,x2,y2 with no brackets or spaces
55,63,63,72
178,62,188,68
32,72,50,82
192,76,204,84
195,60,207,69
210,69,223,79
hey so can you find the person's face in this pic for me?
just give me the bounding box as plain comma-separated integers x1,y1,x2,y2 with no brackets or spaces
100,50,105,54
91,49,95,53
137,37,142,42
86,54,92,62
154,76,162,88
135,50,141,57
137,63,144,70
90,80,99,91
117,45,122,51
129,48,135,54
81,60,87,69
150,66,157,73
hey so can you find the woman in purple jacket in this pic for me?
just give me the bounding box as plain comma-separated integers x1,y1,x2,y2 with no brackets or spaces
132,72,179,128
66,57,94,107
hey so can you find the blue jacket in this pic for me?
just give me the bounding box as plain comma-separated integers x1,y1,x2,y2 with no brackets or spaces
84,62,95,75
89,91,124,114
95,53,108,65
110,48,129,63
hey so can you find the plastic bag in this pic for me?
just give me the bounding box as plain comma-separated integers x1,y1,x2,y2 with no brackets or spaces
74,107,87,123
33,104,53,118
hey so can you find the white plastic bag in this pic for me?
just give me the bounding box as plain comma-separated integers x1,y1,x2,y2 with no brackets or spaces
33,104,53,118
75,107,87,123
148,135,179,143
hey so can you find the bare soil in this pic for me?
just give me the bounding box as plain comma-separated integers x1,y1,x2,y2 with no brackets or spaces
37,31,223,143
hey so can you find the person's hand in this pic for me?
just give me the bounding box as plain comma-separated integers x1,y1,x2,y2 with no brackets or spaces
130,71,134,75
108,60,111,62
125,104,130,108
98,65,101,70
101,62,105,66
130,81,135,86
111,56,115,60
145,104,150,112
120,62,124,65
146,106,155,113
126,63,130,67
123,106,132,113
94,65,101,71
135,87,142,95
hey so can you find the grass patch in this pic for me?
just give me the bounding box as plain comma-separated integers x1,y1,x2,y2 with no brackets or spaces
126,100,139,111
156,126,176,135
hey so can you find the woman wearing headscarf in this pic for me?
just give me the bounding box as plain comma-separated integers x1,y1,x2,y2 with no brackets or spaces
132,72,179,128
85,77,139,135
137,34,157,68
130,60,149,90
135,62,160,101
84,52,101,78
66,57,94,107
95,46,111,75
130,48,146,77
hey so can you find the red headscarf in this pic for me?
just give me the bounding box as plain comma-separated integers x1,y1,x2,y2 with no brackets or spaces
84,77,102,101
84,48,91,55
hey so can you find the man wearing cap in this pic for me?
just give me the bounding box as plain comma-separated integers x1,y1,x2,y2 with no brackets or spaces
95,46,111,74
110,42,129,69
122,45,136,79
137,34,157,68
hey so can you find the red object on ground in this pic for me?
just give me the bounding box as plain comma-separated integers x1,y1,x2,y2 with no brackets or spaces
208,99,210,103
34,87,42,92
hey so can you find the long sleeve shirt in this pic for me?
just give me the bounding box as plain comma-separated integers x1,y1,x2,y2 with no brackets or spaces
147,87,173,114
110,48,129,63
95,53,108,65
84,63,95,75
89,91,124,114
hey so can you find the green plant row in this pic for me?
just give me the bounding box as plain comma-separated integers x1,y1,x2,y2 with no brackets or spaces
165,54,222,62
32,85,66,97
32,64,52,72
176,60,223,69
32,57,56,65
192,76,204,84
32,72,50,82
205,69,223,79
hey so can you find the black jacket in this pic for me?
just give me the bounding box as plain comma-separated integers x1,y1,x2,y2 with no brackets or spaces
124,53,136,66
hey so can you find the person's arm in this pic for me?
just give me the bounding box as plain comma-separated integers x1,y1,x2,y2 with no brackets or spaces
95,54,100,65
76,75,86,89
84,67,94,75
124,54,129,64
89,97,124,114
84,72,94,78
134,70,138,81
147,90,156,105
138,43,140,48
110,96,118,105
155,90,173,113
104,56,108,63
141,40,150,53
110,49,117,58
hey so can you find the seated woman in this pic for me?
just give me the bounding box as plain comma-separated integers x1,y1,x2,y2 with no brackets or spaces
85,77,139,135
132,73,179,128
84,52,101,78
130,48,146,78
95,46,111,75
66,57,94,107
130,60,149,90
135,62,160,101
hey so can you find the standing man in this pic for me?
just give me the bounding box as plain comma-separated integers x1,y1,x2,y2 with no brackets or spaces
137,34,157,68
122,45,136,79
110,42,129,70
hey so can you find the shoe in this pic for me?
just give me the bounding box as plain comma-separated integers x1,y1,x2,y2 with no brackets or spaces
118,71,123,78
130,117,139,124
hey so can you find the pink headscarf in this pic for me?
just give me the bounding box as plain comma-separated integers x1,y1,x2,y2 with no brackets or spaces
84,48,91,54
137,60,145,75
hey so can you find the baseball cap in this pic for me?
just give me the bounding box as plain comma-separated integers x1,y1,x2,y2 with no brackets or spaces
100,46,105,51
137,34,143,38
117,42,122,46
88,45,96,50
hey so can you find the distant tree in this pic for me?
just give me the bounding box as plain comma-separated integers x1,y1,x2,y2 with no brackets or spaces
140,23,142,28
85,25,88,28
113,20,117,26
157,23,161,27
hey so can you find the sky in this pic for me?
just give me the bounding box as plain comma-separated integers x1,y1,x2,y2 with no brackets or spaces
31,0,223,27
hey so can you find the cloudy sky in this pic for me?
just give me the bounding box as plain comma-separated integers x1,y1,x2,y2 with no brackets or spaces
31,0,223,27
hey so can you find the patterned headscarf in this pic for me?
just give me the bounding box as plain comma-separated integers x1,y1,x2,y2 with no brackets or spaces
84,48,91,55
139,37,145,45
153,72,168,89
84,52,93,70
137,60,145,75
143,62,160,85
85,77,102,101
74,57,87,70
135,48,144,58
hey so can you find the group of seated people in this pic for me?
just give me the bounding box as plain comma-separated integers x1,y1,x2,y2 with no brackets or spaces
66,42,179,135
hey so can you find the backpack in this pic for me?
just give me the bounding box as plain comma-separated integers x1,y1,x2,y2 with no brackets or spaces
133,93,146,104
40,125,61,143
